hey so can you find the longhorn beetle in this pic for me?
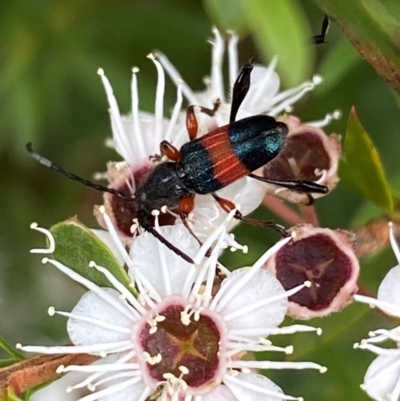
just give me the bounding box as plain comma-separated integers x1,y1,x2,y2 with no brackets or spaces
27,58,328,263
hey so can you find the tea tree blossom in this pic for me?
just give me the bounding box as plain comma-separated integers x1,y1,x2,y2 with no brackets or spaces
156,28,342,202
96,53,266,243
354,223,400,401
21,211,326,401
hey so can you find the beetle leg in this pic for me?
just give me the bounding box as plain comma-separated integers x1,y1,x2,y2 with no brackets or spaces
248,173,329,194
312,14,330,44
178,196,206,249
229,59,255,124
186,100,221,140
160,140,181,161
305,194,315,206
212,193,288,237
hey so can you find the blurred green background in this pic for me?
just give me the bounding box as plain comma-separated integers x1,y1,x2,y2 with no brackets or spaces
1,0,400,400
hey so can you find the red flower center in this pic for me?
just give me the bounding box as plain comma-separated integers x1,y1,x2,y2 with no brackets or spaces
140,304,221,387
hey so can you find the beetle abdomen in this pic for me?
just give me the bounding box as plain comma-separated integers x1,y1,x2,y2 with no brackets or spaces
180,115,288,194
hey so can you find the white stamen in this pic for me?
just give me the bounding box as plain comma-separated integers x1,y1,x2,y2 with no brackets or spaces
143,351,162,365
130,66,146,157
230,324,320,337
229,360,326,372
43,258,137,321
210,27,225,102
315,169,328,185
267,77,321,117
68,351,137,391
307,110,342,128
51,308,131,334
77,377,141,401
354,294,400,317
194,209,237,266
19,341,132,355
147,53,165,145
211,235,292,312
98,206,136,272
366,328,400,343
155,52,197,104
30,223,55,254
164,81,183,143
226,343,293,357
356,342,400,356
91,371,137,390
88,261,145,316
98,68,133,162
223,281,309,322
227,31,239,89
179,366,189,375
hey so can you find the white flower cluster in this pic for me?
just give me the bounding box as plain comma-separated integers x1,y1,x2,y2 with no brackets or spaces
21,28,348,401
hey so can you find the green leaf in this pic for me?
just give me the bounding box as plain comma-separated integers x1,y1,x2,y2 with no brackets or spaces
50,218,134,293
243,0,313,87
344,107,394,214
203,0,247,32
6,388,24,401
0,336,24,361
312,0,400,95
0,358,20,368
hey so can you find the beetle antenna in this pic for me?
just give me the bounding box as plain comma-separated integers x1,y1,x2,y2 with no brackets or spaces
145,225,194,264
312,14,330,45
26,142,135,202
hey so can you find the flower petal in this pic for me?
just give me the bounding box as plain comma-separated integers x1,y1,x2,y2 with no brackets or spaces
67,288,132,346
224,372,284,401
217,177,267,217
98,380,147,401
191,177,266,241
218,269,287,332
31,372,89,401
91,229,126,266
202,385,238,401
241,64,280,115
377,265,400,313
130,226,199,297
364,354,400,401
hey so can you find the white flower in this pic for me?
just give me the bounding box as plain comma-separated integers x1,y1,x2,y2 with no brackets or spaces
155,28,341,206
98,54,187,165
156,28,340,130
96,48,268,244
354,222,400,401
22,212,325,401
